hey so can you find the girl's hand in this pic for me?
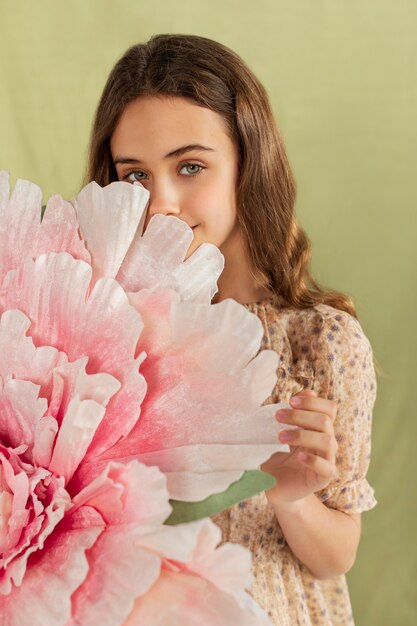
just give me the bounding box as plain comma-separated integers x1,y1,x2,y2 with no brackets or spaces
261,389,338,507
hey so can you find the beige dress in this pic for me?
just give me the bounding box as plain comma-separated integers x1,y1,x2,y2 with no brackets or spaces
212,296,377,626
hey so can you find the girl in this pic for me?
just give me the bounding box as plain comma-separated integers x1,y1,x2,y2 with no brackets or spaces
84,34,377,625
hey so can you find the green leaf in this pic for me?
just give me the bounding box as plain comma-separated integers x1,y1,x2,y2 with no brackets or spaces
164,470,276,525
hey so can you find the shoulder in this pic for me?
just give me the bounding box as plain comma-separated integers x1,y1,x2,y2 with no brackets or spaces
247,298,375,384
269,302,371,356
308,304,373,365
262,302,375,385
286,305,376,402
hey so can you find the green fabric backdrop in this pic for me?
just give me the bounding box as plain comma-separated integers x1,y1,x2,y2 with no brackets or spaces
1,1,415,624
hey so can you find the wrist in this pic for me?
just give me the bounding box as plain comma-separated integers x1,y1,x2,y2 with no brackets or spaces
268,492,316,518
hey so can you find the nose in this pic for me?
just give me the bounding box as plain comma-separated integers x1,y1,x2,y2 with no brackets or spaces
145,180,181,225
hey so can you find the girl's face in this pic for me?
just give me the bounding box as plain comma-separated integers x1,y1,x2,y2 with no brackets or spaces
110,96,240,259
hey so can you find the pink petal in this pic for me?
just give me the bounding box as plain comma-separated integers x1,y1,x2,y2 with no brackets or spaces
74,180,149,284
98,290,288,500
0,508,104,626
83,357,146,458
47,357,120,427
123,569,273,626
0,471,71,594
0,451,30,555
117,215,224,303
169,297,266,374
0,253,146,455
48,368,65,422
48,397,107,484
178,519,252,594
79,277,143,378
39,195,91,262
127,288,179,355
72,460,171,527
0,253,93,353
1,252,142,378
134,444,275,501
0,310,67,400
0,380,47,453
0,172,90,286
33,415,59,468
69,525,161,626
135,518,252,594
126,291,282,449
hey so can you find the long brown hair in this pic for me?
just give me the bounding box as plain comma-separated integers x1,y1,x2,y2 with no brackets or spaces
85,34,356,317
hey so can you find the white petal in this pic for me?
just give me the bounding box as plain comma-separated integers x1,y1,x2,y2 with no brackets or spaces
49,396,106,483
118,215,224,303
75,180,149,283
0,170,10,213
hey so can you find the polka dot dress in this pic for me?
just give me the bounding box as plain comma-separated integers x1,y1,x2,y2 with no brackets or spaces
212,297,377,625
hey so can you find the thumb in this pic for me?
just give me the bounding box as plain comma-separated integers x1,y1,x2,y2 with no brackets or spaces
295,388,318,397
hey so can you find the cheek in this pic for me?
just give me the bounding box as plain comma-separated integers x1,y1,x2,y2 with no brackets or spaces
184,178,237,225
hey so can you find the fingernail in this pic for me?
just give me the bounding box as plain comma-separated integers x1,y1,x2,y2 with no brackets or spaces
276,410,287,421
279,431,290,442
290,397,301,407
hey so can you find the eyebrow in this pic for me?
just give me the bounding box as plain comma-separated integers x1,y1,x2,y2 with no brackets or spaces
113,143,215,166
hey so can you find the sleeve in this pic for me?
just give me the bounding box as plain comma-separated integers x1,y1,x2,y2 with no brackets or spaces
311,306,377,513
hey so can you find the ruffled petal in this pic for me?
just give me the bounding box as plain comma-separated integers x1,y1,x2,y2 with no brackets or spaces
0,508,103,626
48,397,107,484
123,569,273,626
0,172,89,286
118,215,224,303
72,461,171,527
0,253,93,352
137,518,252,594
122,518,271,624
0,253,147,455
97,290,288,500
0,379,47,453
134,440,281,502
0,309,66,397
0,174,284,624
69,526,161,626
0,468,71,594
33,415,58,468
47,356,121,427
74,180,149,284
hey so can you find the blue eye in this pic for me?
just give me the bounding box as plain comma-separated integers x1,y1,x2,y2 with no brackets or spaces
179,163,204,176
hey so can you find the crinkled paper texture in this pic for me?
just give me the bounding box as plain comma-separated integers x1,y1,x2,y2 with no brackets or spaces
0,172,283,625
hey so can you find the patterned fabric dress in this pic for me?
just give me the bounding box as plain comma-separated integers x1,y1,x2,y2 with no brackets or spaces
212,296,377,625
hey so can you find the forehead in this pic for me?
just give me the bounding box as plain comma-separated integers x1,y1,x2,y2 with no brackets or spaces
110,95,234,157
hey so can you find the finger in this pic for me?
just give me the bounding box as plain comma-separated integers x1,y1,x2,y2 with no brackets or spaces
289,394,337,422
297,451,338,479
276,408,334,435
279,428,337,460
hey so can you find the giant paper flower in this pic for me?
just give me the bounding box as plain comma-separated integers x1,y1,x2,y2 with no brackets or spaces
0,171,289,624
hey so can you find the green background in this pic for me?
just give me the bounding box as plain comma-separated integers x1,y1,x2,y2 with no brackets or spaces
0,1,415,624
